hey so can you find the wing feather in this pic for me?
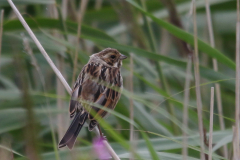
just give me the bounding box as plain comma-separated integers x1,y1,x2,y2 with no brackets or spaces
69,65,87,118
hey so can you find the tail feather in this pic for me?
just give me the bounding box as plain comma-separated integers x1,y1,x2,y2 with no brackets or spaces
58,112,87,149
66,124,83,149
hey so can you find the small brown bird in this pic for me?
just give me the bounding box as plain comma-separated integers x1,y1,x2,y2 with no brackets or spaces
58,48,127,149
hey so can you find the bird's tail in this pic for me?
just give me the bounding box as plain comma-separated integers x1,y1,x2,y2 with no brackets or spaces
58,111,88,149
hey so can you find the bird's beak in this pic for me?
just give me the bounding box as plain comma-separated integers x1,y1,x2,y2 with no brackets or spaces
120,54,127,60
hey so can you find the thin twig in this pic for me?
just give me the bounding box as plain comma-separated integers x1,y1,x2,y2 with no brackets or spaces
182,56,192,160
0,10,4,72
235,0,240,159
208,87,214,160
204,0,228,157
72,0,88,86
192,0,205,159
7,1,120,159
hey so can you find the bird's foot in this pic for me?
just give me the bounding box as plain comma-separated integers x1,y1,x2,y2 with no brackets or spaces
101,133,107,141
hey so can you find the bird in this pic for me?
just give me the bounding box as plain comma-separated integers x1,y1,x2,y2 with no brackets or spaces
58,48,127,149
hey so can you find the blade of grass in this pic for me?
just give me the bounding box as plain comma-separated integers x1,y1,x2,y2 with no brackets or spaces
141,132,160,160
126,0,235,69
3,17,236,72
0,145,25,157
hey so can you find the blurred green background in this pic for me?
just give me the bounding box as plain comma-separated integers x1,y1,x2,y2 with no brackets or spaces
0,0,238,159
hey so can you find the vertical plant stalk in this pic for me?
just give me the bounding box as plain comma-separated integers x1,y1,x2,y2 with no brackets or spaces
7,0,120,159
0,10,4,72
182,56,192,160
129,54,134,140
159,28,170,55
192,1,205,159
235,0,240,159
71,0,88,86
129,54,135,160
14,48,40,160
208,87,214,160
204,0,228,157
232,126,237,160
61,0,68,20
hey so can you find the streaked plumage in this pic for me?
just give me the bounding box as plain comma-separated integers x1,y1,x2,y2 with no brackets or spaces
58,48,127,149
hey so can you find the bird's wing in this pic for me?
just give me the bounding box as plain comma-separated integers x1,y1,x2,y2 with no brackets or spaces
69,65,87,118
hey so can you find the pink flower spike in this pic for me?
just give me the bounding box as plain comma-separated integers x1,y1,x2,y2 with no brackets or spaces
93,137,111,160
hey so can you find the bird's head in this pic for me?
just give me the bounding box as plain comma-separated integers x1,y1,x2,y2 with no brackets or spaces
94,48,127,68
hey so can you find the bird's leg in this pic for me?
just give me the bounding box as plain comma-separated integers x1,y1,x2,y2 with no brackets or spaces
97,124,107,140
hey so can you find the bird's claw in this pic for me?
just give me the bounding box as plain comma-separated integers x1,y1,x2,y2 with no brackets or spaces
101,133,107,141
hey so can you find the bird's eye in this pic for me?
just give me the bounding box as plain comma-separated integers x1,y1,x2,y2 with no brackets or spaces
110,55,116,59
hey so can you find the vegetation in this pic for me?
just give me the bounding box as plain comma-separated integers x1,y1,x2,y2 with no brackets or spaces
0,0,238,159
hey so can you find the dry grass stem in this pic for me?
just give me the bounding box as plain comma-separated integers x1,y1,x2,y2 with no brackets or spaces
0,10,4,72
182,56,192,160
232,126,237,160
7,0,120,159
129,54,135,160
192,0,205,159
72,0,89,86
204,0,227,157
208,87,214,160
235,0,240,159
129,54,134,142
